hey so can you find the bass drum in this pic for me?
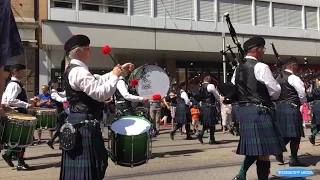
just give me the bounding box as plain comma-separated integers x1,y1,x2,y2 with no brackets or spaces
129,64,170,99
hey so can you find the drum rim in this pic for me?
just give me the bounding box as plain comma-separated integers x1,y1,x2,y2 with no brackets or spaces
5,117,37,125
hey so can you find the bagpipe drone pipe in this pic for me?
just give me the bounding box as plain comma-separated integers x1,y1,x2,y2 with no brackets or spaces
217,12,244,103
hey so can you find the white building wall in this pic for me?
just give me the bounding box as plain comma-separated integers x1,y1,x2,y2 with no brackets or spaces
48,0,320,40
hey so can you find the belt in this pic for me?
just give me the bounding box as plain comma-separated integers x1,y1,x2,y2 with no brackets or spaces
74,119,100,129
202,102,216,107
239,103,273,112
276,102,298,108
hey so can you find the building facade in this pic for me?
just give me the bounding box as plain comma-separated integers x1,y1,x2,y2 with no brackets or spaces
10,0,39,97
40,0,320,88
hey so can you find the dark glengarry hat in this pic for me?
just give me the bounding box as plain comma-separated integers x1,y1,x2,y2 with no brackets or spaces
314,72,320,79
4,65,11,72
48,79,59,87
243,36,266,52
64,35,90,55
10,64,26,71
282,56,298,66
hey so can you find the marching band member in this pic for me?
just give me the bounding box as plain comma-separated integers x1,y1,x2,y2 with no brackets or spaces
169,82,192,140
308,73,320,145
46,79,67,149
275,57,306,166
1,64,34,170
114,69,149,116
59,34,132,180
232,36,286,180
197,75,222,144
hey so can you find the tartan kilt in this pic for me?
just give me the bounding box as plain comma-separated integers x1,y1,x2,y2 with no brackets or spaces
311,101,320,125
200,103,217,126
276,103,305,138
236,105,286,156
60,113,108,180
231,104,240,123
174,104,191,124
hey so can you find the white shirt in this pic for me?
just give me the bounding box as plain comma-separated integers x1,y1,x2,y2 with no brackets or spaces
116,76,143,103
180,89,191,106
4,77,29,108
285,69,307,104
68,59,119,102
231,56,281,100
51,89,67,103
203,82,221,102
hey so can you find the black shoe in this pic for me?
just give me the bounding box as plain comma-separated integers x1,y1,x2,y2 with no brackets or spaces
232,175,244,180
170,132,174,140
2,154,14,167
197,134,203,144
275,154,284,164
209,140,220,145
289,160,307,167
17,164,34,171
46,141,54,150
185,136,193,140
309,135,315,145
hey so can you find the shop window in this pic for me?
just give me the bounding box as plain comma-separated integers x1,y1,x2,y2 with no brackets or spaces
52,0,74,9
81,4,100,11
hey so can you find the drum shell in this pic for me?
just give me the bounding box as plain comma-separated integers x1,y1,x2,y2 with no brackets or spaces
109,130,149,167
1,117,36,147
35,109,57,129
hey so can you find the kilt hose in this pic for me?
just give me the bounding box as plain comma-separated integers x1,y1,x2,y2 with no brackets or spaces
200,103,217,126
60,113,108,180
275,103,305,138
236,105,286,156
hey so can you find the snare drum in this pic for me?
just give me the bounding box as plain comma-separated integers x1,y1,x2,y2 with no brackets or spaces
107,116,152,167
0,112,36,148
32,108,57,130
129,64,170,99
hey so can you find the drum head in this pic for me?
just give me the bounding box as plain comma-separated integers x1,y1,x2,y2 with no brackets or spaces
110,116,151,136
132,65,170,99
6,112,37,121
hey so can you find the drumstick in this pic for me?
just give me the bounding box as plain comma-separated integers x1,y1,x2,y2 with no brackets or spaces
101,45,117,65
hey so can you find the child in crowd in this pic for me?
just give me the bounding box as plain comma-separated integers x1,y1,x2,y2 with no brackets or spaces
190,104,200,134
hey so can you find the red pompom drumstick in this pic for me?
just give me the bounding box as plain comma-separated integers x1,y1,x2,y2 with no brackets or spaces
152,94,162,101
101,45,117,65
130,79,139,86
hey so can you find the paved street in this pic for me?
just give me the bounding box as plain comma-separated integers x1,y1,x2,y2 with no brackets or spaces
1,125,320,180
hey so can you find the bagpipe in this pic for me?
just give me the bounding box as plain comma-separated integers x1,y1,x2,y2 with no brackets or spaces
217,12,243,102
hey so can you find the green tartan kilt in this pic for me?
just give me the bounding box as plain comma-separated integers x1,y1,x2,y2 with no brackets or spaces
276,103,305,138
311,101,320,125
59,113,108,180
174,104,191,124
200,103,217,126
236,105,286,156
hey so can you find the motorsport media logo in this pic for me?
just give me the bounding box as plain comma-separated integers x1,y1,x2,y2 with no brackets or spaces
276,168,314,177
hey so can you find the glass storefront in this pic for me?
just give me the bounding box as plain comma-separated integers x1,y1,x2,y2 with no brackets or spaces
175,61,234,91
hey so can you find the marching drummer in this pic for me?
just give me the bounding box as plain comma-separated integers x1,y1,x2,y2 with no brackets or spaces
114,66,149,116
59,34,133,180
46,79,67,149
2,64,34,170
